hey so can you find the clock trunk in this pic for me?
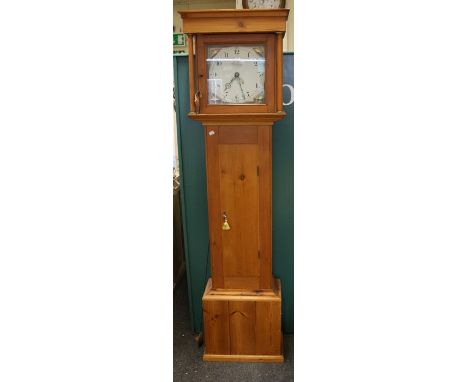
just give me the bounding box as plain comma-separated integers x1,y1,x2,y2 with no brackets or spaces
205,125,272,291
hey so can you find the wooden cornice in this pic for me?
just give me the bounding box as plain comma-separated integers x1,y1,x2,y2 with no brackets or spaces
179,9,289,34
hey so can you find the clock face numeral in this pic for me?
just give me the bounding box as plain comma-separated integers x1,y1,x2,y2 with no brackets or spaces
206,45,266,104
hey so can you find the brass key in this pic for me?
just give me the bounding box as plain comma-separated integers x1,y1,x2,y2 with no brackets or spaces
222,212,231,231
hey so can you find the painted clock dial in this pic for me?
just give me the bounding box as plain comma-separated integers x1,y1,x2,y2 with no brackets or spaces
243,0,285,9
206,45,266,105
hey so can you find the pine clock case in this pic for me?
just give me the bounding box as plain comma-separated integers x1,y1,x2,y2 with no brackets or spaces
179,9,289,363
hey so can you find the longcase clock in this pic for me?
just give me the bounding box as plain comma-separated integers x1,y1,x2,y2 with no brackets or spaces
179,9,289,363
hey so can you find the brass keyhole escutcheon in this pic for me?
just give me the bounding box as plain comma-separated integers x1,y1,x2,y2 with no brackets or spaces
222,212,231,231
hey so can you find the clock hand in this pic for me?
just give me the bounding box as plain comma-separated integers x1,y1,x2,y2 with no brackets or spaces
226,72,246,100
224,78,234,90
236,76,246,100
224,73,238,90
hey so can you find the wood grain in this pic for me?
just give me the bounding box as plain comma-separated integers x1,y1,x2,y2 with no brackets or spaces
189,113,285,125
203,300,230,355
187,33,195,113
265,34,276,113
203,278,281,301
218,126,258,144
219,143,260,279
202,279,283,360
204,126,224,289
204,123,276,291
276,32,284,112
203,353,283,363
258,125,272,289
179,9,289,34
255,301,282,355
224,276,260,290
185,16,285,34
229,301,256,355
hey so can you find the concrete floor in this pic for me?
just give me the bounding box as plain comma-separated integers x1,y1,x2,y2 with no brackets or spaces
173,274,294,381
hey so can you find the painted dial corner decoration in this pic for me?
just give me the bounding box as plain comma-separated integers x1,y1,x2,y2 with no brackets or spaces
207,45,266,105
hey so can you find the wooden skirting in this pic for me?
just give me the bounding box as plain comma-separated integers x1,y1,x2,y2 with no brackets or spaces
202,278,283,362
203,353,284,363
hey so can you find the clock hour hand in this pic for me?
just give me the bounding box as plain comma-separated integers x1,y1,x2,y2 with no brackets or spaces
224,79,233,90
224,73,237,90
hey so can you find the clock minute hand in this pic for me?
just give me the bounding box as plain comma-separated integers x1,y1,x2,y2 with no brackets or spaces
236,76,246,100
230,72,246,100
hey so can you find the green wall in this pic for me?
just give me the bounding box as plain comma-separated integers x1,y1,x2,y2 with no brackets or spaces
174,53,294,334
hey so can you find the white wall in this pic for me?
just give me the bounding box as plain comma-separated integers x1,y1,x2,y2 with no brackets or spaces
284,0,294,52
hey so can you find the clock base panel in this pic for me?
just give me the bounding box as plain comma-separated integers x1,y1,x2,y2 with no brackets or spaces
202,277,283,363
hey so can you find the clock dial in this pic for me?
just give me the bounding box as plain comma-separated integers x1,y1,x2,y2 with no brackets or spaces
207,45,266,105
245,0,283,9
